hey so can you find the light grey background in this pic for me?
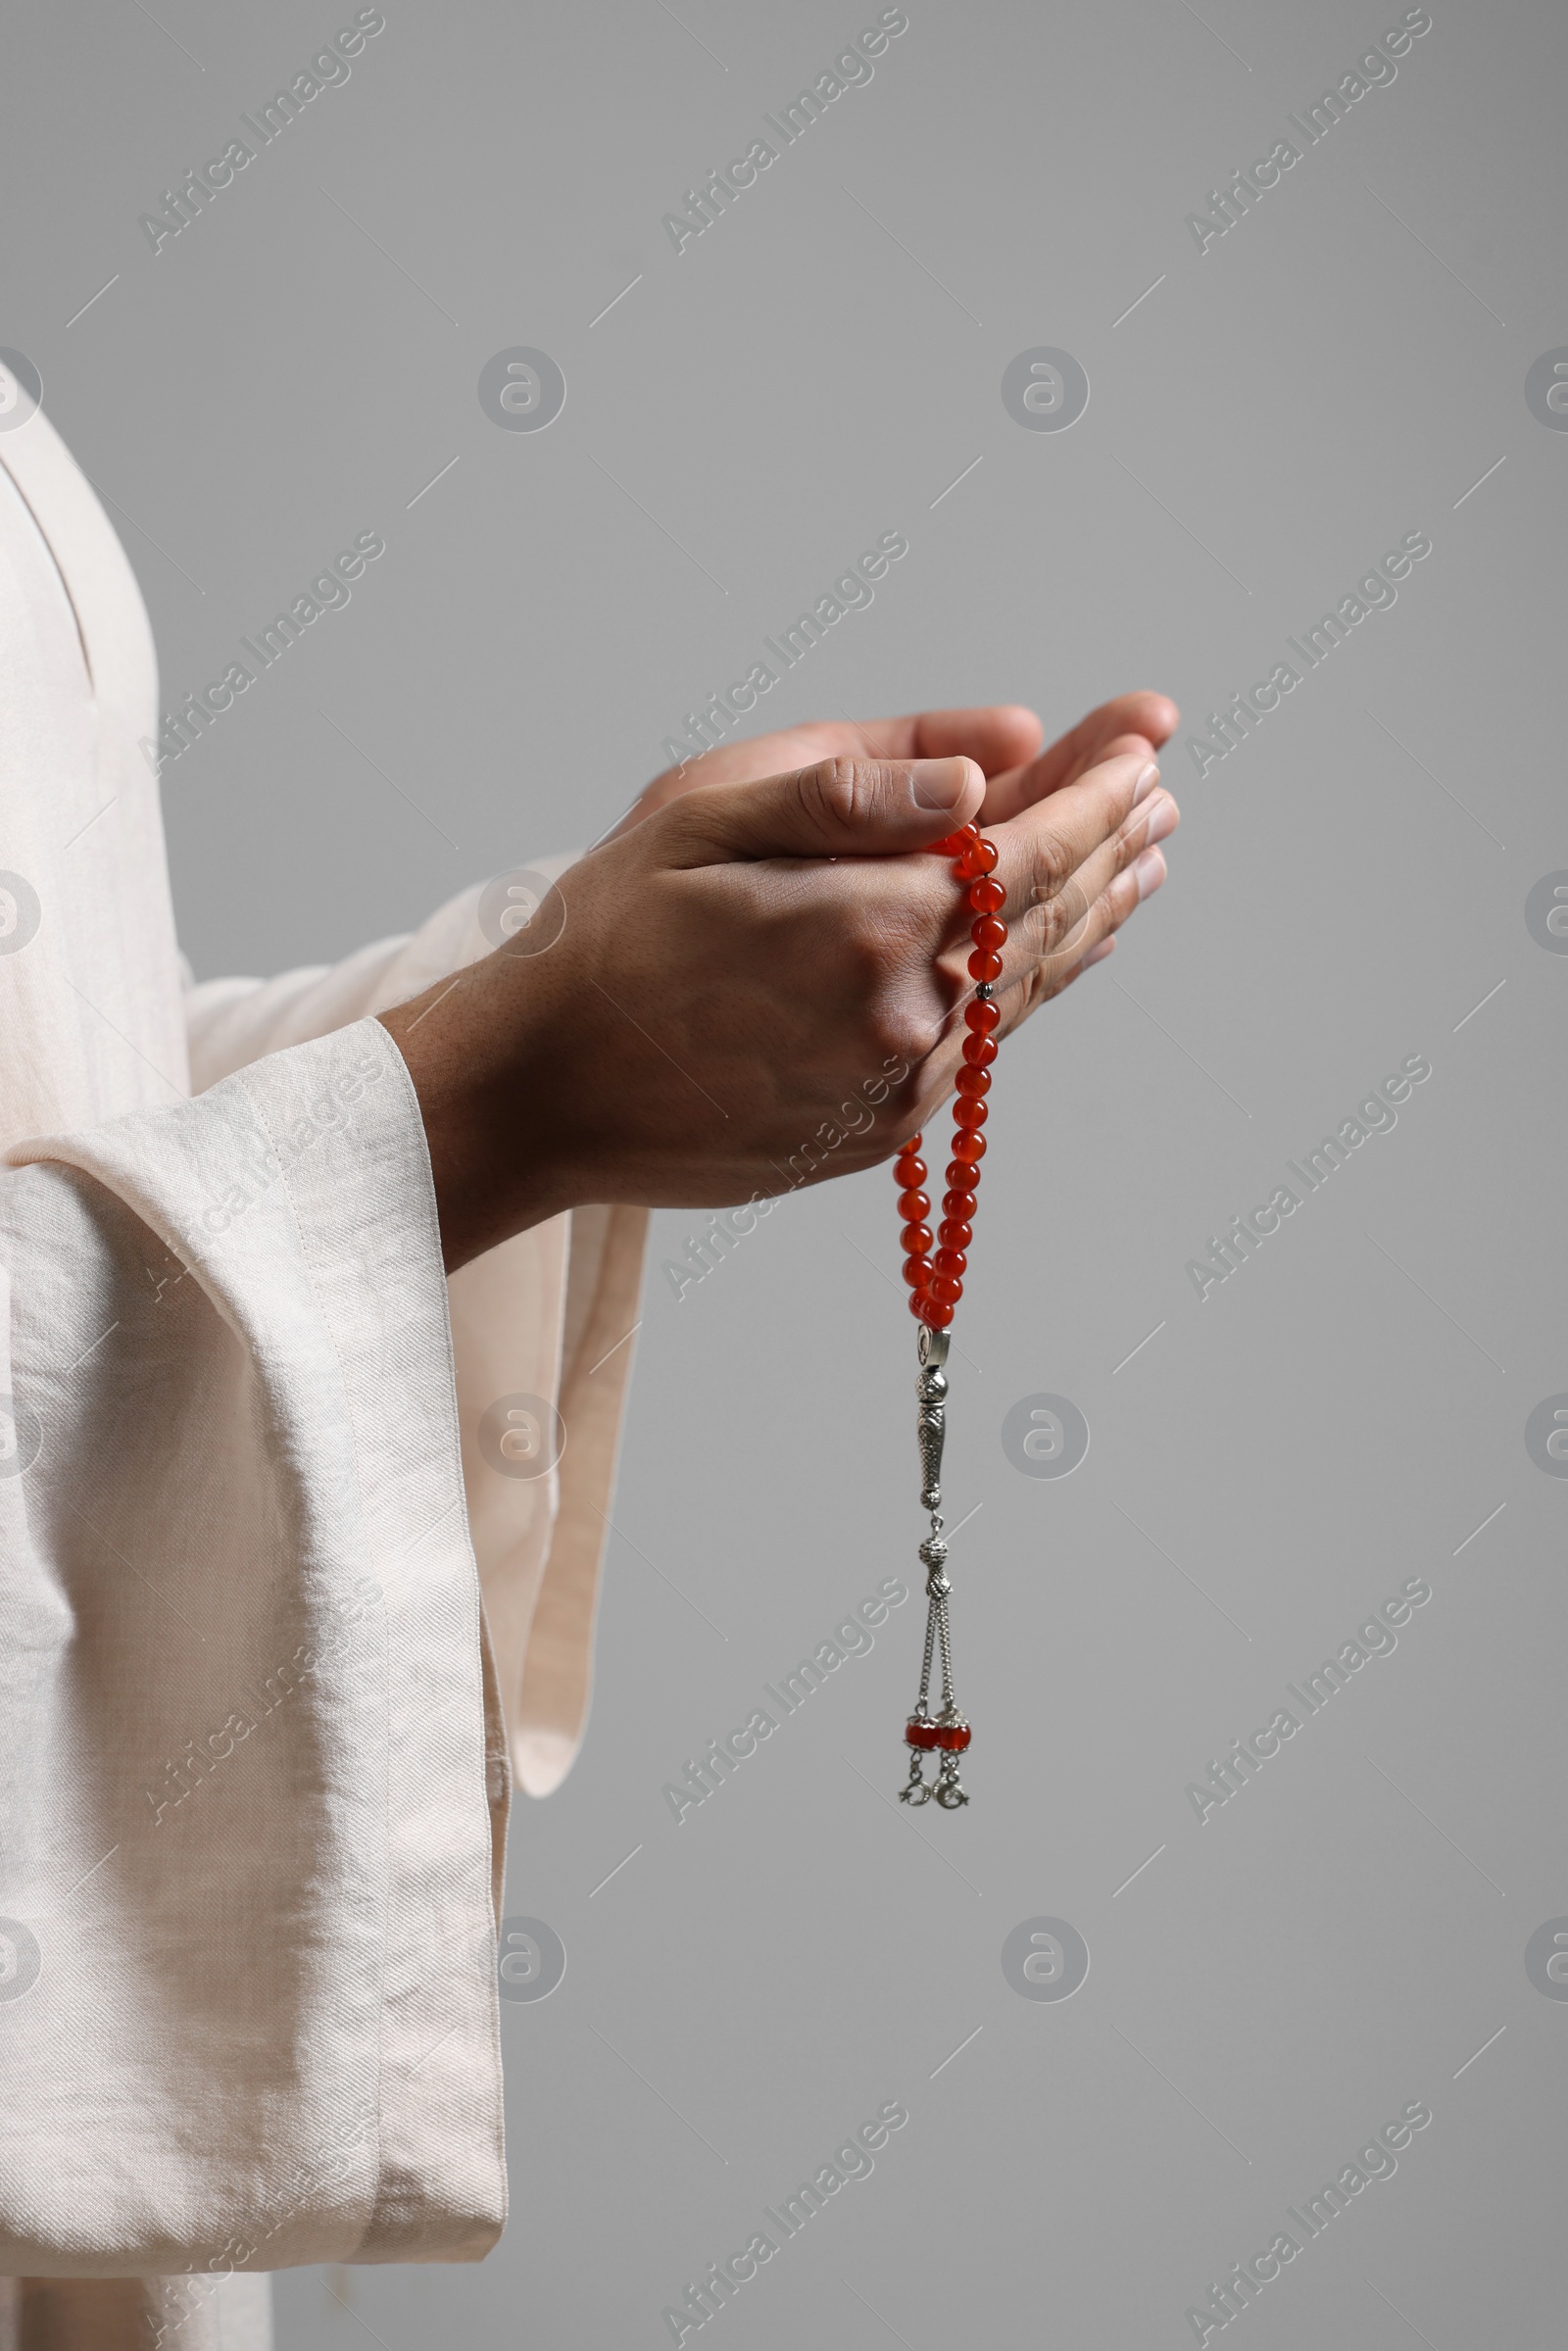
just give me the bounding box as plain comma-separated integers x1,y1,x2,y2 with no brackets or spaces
6,0,1566,2341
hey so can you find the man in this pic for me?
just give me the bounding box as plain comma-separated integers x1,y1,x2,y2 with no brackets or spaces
0,399,1176,2346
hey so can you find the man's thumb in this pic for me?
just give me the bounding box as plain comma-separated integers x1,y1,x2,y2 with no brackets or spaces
662,756,986,862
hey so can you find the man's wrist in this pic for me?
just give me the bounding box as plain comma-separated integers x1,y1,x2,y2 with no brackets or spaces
379,955,575,1273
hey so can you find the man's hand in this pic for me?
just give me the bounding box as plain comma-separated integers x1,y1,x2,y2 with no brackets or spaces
383,707,1180,1272
608,693,1178,834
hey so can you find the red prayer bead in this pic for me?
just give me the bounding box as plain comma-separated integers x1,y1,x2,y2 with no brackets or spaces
906,1718,941,1750
935,1722,972,1751
930,824,979,857
891,845,1005,1339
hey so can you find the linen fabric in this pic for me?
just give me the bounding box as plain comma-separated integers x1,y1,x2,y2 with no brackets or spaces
0,409,646,2337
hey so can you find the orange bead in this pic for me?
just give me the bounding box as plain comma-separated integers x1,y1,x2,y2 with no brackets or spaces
902,1253,933,1288
900,1222,933,1257
943,1190,977,1221
958,836,998,877
968,877,1005,913
954,1131,987,1163
968,949,1004,982
945,1159,979,1192
938,1219,972,1250
962,1032,997,1067
928,1273,962,1305
964,1000,1001,1033
913,1292,955,1327
956,1065,990,1099
894,1153,925,1189
954,1099,987,1131
897,1188,930,1222
971,915,1007,953
933,1247,967,1279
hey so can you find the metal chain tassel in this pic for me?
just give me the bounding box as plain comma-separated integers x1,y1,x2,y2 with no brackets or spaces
898,1320,971,1808
893,817,1002,1809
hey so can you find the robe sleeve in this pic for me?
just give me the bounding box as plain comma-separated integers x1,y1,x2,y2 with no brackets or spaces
180,857,649,1800
1,1019,506,2274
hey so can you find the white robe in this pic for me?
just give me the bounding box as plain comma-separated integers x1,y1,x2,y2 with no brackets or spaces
0,411,646,2343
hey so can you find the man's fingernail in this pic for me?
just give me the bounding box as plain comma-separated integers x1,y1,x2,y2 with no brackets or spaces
1082,938,1115,967
1133,760,1160,804
1135,846,1166,900
908,757,974,809
1144,794,1178,845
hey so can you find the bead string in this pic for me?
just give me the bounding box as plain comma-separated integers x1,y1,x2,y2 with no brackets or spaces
893,818,1004,1807
895,821,1004,1331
